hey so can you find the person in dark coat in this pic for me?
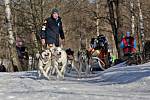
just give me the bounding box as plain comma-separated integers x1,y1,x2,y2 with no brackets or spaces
40,8,65,47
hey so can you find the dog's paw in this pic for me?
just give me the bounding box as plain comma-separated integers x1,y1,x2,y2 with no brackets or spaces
38,72,42,78
56,74,64,80
58,76,65,81
46,77,50,80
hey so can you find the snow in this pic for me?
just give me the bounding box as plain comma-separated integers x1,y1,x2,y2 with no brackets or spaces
0,62,150,100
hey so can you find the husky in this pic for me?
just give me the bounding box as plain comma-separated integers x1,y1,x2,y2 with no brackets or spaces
38,49,52,79
52,47,68,79
77,49,91,77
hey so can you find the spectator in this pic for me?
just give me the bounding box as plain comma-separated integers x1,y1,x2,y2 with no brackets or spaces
120,32,136,57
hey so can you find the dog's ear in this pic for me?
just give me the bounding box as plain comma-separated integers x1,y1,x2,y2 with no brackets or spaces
41,52,45,58
39,49,46,54
41,50,45,53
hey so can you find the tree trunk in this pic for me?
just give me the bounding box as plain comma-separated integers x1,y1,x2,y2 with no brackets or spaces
137,0,145,51
107,0,119,58
96,0,100,36
4,0,22,71
130,0,135,35
116,0,131,58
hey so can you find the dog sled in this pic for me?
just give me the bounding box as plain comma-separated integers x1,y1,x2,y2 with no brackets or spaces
122,52,143,65
89,35,112,71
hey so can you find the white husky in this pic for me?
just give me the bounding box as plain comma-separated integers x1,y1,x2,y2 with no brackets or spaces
52,47,68,79
38,45,68,80
38,49,52,79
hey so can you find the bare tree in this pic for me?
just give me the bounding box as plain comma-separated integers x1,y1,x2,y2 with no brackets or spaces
1,0,150,69
4,0,22,71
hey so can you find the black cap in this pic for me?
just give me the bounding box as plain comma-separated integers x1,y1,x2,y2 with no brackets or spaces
51,8,59,14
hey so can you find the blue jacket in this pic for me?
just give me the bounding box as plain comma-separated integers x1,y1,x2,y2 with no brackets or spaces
40,16,65,46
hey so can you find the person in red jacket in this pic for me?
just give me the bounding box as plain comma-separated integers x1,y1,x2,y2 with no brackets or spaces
120,32,136,57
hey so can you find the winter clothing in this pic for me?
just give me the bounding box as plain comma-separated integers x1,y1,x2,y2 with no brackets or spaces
90,35,108,50
120,34,136,55
51,8,59,14
16,46,28,59
40,16,65,47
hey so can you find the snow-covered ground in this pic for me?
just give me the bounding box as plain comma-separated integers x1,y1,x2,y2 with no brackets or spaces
0,62,150,100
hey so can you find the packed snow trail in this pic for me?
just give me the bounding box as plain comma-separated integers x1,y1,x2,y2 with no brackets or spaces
0,62,150,100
